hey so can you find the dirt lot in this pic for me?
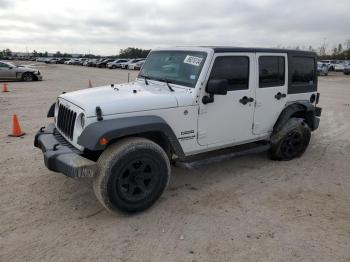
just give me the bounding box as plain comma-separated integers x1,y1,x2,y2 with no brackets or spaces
1,63,349,262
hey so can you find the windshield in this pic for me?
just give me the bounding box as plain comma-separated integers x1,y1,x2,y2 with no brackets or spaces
139,51,207,88
4,61,15,67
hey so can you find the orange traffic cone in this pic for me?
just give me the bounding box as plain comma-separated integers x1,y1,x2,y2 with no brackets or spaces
2,83,9,92
88,80,92,88
9,114,25,137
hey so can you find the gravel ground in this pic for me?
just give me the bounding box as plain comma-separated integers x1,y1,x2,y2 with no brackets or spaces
1,63,349,262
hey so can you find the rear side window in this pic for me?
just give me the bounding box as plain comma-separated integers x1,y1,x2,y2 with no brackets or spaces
259,56,285,88
291,57,315,85
209,56,249,91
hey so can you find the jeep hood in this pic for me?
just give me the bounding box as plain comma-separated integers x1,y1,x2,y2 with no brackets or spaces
59,81,193,117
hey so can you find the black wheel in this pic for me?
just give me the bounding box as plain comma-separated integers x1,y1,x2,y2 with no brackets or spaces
269,118,311,161
112,65,116,69
22,72,34,81
93,137,171,213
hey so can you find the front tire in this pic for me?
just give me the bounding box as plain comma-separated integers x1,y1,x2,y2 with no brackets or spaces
22,72,34,82
93,137,171,213
269,118,311,161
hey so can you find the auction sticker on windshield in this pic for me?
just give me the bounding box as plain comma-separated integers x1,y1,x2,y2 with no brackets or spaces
184,55,203,66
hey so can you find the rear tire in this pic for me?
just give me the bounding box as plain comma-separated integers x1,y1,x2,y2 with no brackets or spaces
269,118,311,161
93,137,171,213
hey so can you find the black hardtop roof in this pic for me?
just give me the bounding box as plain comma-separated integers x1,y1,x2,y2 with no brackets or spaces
203,46,316,56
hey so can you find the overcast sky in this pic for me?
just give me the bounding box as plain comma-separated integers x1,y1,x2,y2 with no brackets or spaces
1,0,349,55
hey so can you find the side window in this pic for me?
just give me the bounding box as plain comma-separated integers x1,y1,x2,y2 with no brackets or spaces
0,62,9,68
291,57,315,85
259,56,285,88
209,56,249,91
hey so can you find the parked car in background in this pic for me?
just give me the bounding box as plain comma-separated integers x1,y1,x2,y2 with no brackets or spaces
334,61,348,72
91,59,104,67
317,62,328,76
133,60,144,70
46,58,69,64
319,60,339,71
83,59,96,66
56,58,70,64
64,59,78,65
77,58,89,65
45,58,58,64
36,57,48,62
0,61,42,81
96,59,115,68
344,63,350,75
128,59,145,70
107,59,130,69
120,58,144,69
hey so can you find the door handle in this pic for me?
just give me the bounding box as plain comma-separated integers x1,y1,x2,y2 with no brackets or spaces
275,92,286,100
239,96,254,105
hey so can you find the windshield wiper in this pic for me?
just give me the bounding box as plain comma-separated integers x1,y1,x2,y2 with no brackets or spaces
164,79,175,92
143,75,149,85
139,74,149,85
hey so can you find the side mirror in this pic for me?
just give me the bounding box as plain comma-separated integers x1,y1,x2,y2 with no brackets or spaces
202,79,229,104
206,79,228,95
8,66,13,69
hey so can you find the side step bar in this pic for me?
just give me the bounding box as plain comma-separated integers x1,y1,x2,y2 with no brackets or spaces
175,142,270,169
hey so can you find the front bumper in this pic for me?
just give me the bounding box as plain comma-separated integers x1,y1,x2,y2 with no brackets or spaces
34,123,96,178
313,106,322,130
35,74,43,81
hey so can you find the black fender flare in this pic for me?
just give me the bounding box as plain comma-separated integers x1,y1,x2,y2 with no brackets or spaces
274,101,320,132
77,115,184,157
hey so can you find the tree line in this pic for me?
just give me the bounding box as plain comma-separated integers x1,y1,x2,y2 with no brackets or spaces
1,42,349,60
0,47,151,59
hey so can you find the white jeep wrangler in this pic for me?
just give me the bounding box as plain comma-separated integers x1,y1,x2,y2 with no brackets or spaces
35,47,321,213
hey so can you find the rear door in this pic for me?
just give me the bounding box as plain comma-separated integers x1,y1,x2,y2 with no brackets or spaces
253,53,288,134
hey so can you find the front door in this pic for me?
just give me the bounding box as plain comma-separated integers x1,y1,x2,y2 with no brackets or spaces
0,62,15,79
198,53,256,146
253,53,288,134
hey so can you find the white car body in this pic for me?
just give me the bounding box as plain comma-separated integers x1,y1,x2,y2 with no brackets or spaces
317,62,328,76
36,46,321,213
107,59,130,69
128,60,145,70
120,59,143,69
47,58,60,64
334,62,347,71
53,47,320,155
64,59,78,65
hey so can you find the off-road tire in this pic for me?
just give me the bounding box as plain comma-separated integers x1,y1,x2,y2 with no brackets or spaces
269,118,311,161
22,72,34,82
93,137,171,213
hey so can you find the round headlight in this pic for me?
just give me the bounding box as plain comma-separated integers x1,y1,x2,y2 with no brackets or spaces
80,113,85,128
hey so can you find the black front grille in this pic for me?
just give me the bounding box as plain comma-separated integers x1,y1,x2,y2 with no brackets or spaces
53,129,81,154
57,104,77,140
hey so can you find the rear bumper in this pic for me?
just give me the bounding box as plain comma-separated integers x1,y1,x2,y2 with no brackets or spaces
34,123,96,178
